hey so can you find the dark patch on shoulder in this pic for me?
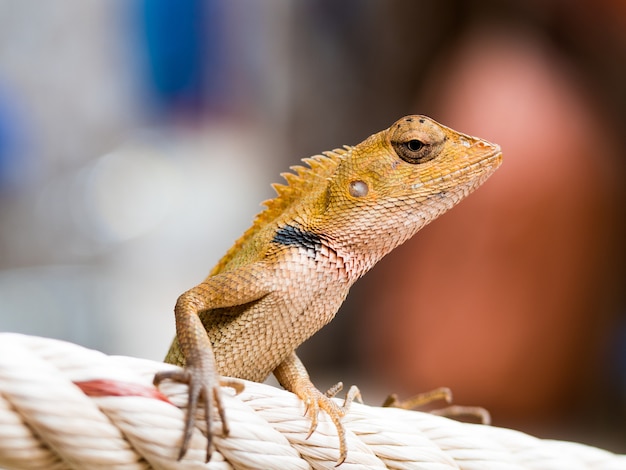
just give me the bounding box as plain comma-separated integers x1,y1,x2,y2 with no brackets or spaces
272,224,323,259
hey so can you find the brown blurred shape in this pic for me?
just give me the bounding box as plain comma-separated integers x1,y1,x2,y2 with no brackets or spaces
355,26,625,448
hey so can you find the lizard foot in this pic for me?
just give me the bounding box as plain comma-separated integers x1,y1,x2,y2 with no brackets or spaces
383,387,490,424
382,386,452,408
154,366,243,462
296,380,361,465
431,405,491,425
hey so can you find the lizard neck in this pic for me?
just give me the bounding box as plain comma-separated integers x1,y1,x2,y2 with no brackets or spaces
320,183,477,281
271,221,417,285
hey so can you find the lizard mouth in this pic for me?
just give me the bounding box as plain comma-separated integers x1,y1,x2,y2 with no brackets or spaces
464,145,502,178
469,137,502,160
461,141,503,177
486,144,503,161
409,144,502,192
482,146,503,170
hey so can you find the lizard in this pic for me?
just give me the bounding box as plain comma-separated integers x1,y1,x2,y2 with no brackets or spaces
154,115,502,464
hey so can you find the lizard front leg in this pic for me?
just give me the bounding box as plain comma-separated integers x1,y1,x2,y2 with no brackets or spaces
273,352,360,465
154,265,272,462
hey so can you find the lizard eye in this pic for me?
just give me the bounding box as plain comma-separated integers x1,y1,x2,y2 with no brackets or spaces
406,139,424,151
392,138,434,164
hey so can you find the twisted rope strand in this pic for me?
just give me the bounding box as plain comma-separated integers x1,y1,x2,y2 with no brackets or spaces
0,334,624,470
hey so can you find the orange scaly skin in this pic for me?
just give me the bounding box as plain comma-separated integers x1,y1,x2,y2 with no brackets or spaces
154,115,502,464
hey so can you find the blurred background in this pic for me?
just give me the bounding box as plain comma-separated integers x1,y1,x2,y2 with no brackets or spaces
0,0,625,453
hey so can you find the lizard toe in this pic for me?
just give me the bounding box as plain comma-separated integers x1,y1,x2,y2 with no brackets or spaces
153,368,190,387
154,363,229,462
298,382,352,464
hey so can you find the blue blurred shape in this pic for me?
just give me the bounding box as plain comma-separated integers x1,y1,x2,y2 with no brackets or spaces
0,85,28,193
140,0,221,117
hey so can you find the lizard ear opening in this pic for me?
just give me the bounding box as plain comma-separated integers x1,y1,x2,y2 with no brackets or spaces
349,180,369,198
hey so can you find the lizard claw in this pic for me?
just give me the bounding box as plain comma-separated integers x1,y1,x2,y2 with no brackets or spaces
154,368,201,459
303,395,320,440
296,380,361,465
154,366,243,462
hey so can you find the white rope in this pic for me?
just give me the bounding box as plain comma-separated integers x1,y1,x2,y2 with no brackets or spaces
0,333,624,470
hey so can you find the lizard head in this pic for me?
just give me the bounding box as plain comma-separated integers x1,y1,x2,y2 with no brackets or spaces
212,115,500,276
320,115,502,271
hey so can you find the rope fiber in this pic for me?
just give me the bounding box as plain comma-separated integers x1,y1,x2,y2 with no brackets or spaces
0,333,624,470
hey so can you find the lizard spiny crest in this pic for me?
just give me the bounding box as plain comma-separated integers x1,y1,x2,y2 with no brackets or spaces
210,147,350,275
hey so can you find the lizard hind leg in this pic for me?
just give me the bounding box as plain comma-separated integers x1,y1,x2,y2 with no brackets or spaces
382,386,452,408
383,387,491,424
